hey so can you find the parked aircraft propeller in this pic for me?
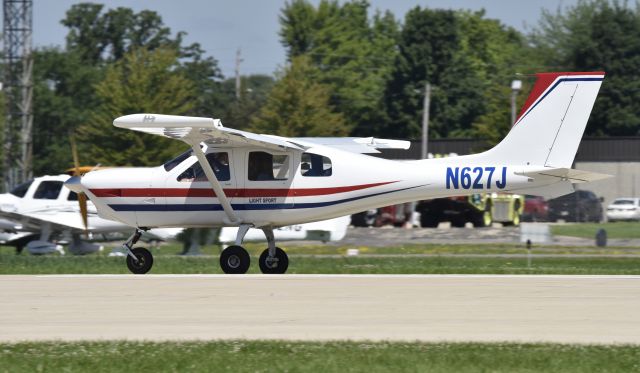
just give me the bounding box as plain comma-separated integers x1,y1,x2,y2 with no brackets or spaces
70,135,89,234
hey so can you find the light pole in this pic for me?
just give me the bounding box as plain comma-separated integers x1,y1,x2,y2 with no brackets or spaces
421,82,431,160
511,79,522,126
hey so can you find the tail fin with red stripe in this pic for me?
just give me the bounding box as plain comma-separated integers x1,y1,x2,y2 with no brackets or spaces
484,72,605,168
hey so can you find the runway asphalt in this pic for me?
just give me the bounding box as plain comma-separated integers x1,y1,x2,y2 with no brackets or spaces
1,274,639,344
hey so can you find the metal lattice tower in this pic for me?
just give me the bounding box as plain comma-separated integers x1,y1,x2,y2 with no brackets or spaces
2,0,33,191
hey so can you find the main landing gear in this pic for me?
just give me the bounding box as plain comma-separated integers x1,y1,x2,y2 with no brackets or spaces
123,229,153,274
219,224,289,274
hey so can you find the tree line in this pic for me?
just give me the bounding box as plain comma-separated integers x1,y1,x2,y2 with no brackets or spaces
5,0,640,176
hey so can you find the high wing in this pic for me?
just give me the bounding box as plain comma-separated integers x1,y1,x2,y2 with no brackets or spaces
114,114,409,154
114,114,305,152
291,137,410,154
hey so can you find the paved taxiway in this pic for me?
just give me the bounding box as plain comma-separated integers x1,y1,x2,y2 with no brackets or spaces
1,275,639,344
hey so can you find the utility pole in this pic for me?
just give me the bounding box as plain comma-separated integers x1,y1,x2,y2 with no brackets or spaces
421,82,431,159
3,0,33,191
235,48,243,100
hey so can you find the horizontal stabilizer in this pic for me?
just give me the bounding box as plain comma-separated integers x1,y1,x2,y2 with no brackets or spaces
512,181,575,199
516,168,611,183
292,137,410,154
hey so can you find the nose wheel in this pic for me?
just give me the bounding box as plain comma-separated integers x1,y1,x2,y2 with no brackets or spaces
126,247,154,274
122,229,154,274
259,247,288,274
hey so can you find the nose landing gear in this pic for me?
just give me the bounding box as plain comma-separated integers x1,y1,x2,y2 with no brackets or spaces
126,247,153,274
123,229,153,274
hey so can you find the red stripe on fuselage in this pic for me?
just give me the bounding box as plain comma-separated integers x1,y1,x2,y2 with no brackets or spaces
89,181,398,198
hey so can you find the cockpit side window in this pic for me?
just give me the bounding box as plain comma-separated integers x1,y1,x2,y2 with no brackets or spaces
177,152,231,182
33,181,64,200
248,151,290,181
9,180,33,198
300,153,332,177
163,149,193,172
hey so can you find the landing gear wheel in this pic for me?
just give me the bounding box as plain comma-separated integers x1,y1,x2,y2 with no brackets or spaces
220,245,250,274
259,247,289,274
126,247,153,274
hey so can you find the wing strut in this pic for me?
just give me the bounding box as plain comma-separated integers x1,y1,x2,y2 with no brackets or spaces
189,143,240,224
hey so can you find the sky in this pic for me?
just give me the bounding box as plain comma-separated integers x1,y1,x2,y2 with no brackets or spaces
34,0,579,79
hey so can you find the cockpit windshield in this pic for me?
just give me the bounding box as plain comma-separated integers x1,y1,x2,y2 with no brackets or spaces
163,150,193,171
10,179,33,198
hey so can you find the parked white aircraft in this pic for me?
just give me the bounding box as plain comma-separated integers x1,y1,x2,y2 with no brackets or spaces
218,215,350,245
0,174,179,254
66,71,609,274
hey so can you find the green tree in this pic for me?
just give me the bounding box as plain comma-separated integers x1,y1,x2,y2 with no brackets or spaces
383,8,533,140
31,48,104,174
31,3,227,174
250,56,348,137
383,7,477,139
279,0,399,136
62,3,174,64
532,0,640,136
222,75,275,130
79,48,196,166
462,10,541,145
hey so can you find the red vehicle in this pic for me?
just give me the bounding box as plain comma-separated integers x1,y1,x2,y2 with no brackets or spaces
522,195,548,222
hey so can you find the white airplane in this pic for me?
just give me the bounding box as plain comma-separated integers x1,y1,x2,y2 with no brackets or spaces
66,71,609,274
0,174,180,254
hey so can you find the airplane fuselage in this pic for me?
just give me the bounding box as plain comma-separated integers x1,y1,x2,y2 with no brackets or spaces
80,143,547,229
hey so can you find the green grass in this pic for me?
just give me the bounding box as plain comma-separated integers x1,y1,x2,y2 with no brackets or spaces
551,221,640,239
1,341,639,373
2,251,640,275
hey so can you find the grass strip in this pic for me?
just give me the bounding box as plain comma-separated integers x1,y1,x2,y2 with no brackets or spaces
2,254,640,275
551,221,640,239
1,340,639,373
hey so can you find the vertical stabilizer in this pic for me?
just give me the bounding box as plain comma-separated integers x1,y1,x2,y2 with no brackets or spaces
483,72,604,167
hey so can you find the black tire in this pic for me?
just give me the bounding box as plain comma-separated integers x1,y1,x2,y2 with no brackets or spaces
258,247,289,274
126,247,153,274
420,213,439,228
220,245,250,274
451,218,466,228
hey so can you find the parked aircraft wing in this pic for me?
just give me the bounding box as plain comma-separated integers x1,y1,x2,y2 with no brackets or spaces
0,209,84,232
114,114,305,152
292,137,411,154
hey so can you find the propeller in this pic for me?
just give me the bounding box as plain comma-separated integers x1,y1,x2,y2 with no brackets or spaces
70,135,89,235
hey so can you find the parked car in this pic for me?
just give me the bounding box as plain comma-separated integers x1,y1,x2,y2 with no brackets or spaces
547,190,603,222
522,195,548,222
606,198,640,222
